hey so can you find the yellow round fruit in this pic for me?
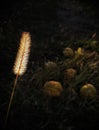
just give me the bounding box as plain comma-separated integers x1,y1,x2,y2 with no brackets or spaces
64,68,77,82
63,47,74,58
43,81,63,97
44,61,60,80
80,84,97,98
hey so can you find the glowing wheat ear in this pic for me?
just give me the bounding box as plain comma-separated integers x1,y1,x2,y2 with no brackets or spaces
13,32,31,75
4,32,31,127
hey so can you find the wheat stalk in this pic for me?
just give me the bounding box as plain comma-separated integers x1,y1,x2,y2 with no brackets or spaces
4,32,31,127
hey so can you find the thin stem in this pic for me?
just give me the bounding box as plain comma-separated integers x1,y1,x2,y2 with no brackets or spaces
4,73,19,128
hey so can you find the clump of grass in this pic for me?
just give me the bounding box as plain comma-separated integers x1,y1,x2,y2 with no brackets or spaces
31,39,99,114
